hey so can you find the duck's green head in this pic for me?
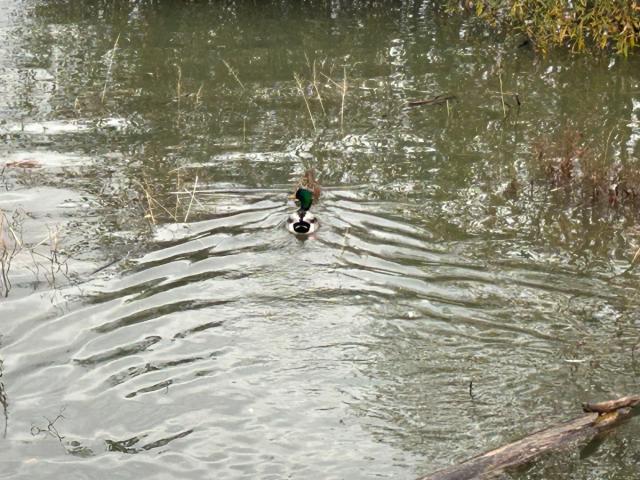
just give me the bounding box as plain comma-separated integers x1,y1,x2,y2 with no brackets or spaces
295,187,313,211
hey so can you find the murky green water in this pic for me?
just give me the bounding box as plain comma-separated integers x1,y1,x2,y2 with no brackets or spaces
1,1,640,479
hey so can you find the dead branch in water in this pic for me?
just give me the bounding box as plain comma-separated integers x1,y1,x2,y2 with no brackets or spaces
582,395,640,414
406,95,456,107
419,394,640,480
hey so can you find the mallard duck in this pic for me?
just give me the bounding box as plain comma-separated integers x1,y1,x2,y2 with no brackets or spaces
287,187,319,235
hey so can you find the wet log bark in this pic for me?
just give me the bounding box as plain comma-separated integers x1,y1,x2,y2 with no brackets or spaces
419,395,640,480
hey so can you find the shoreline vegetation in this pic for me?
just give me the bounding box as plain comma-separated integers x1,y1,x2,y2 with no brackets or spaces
446,0,640,56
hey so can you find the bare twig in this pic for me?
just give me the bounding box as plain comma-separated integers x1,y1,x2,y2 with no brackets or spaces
31,407,67,446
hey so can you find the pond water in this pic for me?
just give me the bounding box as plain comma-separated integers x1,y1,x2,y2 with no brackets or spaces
1,1,640,479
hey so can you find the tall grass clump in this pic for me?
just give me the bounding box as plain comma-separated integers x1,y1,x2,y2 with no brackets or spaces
448,1,640,55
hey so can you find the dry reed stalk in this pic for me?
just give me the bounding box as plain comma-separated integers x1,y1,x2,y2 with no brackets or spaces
304,51,312,71
136,179,188,225
319,72,340,88
140,179,157,224
0,359,6,439
294,73,316,132
243,117,247,143
0,209,70,295
195,83,204,106
148,195,178,222
173,168,183,219
0,212,10,296
184,175,199,222
0,209,22,297
340,66,347,132
317,70,348,129
101,33,121,104
222,59,245,90
176,65,182,110
499,70,507,118
312,60,326,116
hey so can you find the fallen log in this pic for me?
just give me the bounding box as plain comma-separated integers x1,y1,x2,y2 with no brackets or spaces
419,395,640,480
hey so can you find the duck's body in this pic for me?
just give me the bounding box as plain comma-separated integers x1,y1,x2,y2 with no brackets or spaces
287,186,319,235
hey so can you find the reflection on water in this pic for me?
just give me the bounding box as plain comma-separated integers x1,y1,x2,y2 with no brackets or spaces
1,1,640,479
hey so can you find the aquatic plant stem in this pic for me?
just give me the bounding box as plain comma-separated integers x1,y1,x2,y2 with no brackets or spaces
101,33,120,104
